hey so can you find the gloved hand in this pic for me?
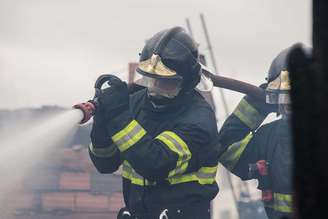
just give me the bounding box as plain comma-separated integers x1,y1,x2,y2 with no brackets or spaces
244,83,278,115
90,112,112,147
95,75,129,122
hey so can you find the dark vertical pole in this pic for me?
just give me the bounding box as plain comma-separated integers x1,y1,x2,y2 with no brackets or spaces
289,0,328,218
199,13,241,216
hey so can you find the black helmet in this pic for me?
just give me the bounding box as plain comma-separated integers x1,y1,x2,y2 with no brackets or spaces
267,45,293,83
266,43,311,105
136,26,201,92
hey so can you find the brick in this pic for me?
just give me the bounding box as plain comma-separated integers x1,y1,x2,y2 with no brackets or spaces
42,192,75,211
108,192,124,212
6,192,40,210
90,171,122,195
60,148,86,171
75,193,109,212
59,172,90,191
24,169,60,191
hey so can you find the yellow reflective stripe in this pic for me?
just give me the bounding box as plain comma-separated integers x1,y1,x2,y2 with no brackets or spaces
156,131,191,177
273,193,292,213
233,99,265,130
168,166,217,185
112,120,146,152
122,161,144,186
263,193,292,213
220,133,253,171
112,120,138,141
122,160,156,186
89,143,117,157
200,166,218,173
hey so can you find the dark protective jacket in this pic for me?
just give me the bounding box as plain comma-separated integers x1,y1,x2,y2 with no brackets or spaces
218,97,292,219
89,89,220,219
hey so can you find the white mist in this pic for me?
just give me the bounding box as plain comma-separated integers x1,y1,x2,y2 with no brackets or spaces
0,109,84,216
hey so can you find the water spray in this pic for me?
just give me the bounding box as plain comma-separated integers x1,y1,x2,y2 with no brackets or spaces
0,110,83,217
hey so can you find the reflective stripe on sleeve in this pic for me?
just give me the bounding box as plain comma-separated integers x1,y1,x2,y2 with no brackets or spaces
167,166,217,185
263,193,292,213
156,131,192,177
89,143,117,157
219,132,253,171
112,120,146,152
122,160,155,186
274,193,292,213
233,99,266,130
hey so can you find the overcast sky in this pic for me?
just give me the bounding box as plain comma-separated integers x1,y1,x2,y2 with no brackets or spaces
0,0,311,110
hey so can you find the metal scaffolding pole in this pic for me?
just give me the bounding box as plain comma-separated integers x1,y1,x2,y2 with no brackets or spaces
200,13,253,217
185,18,194,38
199,13,230,116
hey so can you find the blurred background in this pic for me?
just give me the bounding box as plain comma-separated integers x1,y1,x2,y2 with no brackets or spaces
0,0,311,218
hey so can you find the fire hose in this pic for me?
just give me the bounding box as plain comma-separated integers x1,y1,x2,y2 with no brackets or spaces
74,70,265,124
201,65,265,101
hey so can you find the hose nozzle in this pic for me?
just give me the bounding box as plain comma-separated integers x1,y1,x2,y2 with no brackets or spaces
73,74,126,124
73,101,96,124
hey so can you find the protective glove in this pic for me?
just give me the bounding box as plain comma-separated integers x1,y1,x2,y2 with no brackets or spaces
244,83,278,115
90,113,112,147
95,75,129,122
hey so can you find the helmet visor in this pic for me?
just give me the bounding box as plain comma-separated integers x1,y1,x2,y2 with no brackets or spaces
135,75,182,98
266,70,291,104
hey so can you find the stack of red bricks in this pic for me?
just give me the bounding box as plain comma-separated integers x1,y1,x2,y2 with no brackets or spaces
4,146,124,219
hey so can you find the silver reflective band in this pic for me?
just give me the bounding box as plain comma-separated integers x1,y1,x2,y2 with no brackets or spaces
160,132,190,175
220,133,253,171
278,93,291,104
156,131,191,177
112,120,146,152
122,161,144,186
114,123,143,148
167,166,217,185
264,193,292,213
266,91,290,104
233,99,265,130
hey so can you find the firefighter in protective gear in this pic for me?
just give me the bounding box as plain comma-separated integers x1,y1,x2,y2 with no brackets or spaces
218,44,308,219
89,27,220,219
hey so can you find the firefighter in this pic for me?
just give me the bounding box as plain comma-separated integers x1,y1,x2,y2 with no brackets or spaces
89,27,220,219
218,44,307,219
